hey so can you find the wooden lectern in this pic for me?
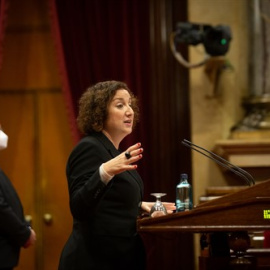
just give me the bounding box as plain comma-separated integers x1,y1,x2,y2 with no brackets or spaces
137,179,270,270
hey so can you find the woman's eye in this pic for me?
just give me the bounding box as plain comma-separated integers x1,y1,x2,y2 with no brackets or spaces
116,104,124,108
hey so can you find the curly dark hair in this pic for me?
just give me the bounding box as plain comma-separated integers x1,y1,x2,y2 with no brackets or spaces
77,80,139,135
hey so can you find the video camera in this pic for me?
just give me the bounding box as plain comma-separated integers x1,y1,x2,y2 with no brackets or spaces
174,22,232,56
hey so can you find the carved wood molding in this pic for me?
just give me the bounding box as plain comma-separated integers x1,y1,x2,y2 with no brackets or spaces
214,139,270,168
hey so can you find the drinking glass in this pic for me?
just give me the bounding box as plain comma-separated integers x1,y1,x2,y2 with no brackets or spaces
150,193,167,217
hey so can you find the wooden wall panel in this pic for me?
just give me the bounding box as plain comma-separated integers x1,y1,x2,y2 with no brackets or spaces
38,91,73,270
0,0,74,269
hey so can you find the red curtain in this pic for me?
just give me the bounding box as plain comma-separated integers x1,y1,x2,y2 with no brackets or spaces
48,0,151,147
48,0,152,188
0,0,9,72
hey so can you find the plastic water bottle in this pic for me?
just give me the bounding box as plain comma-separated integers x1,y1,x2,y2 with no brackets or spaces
176,173,193,212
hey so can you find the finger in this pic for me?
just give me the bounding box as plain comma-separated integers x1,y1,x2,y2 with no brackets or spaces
163,203,176,210
167,207,176,211
163,202,176,206
130,153,143,162
126,142,142,153
127,155,142,166
124,143,143,162
135,147,143,155
125,152,143,162
126,164,138,170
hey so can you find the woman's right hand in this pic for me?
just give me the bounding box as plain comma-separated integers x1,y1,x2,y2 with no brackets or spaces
103,142,143,176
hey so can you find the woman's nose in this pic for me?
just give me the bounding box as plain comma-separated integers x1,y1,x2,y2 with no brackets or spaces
126,106,133,115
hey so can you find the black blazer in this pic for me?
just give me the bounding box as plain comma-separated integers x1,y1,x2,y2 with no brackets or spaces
0,169,30,268
59,132,145,270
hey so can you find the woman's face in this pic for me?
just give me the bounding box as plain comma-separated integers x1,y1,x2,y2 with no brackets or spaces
103,89,134,139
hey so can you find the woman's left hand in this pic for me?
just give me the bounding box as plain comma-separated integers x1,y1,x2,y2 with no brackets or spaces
141,201,176,214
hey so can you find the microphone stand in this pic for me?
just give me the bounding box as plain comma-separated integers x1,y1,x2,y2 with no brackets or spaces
182,139,256,268
181,139,255,186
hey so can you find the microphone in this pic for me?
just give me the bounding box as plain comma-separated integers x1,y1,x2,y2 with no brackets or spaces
181,139,255,186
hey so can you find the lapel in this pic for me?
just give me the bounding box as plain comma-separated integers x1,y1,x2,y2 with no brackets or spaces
92,131,119,157
93,132,144,199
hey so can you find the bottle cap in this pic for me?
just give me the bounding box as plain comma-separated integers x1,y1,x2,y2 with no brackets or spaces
181,173,188,179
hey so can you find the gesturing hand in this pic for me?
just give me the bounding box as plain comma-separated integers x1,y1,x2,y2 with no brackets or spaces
103,142,143,176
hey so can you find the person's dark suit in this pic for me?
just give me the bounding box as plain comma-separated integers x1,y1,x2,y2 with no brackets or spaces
58,132,146,270
0,169,31,269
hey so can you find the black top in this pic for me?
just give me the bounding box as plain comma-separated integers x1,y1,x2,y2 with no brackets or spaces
0,169,30,268
59,132,145,270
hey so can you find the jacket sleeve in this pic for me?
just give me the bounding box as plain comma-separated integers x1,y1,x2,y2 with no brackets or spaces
0,183,31,247
67,139,109,220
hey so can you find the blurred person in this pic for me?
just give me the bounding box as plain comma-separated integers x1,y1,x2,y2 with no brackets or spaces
58,80,175,270
0,126,36,270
